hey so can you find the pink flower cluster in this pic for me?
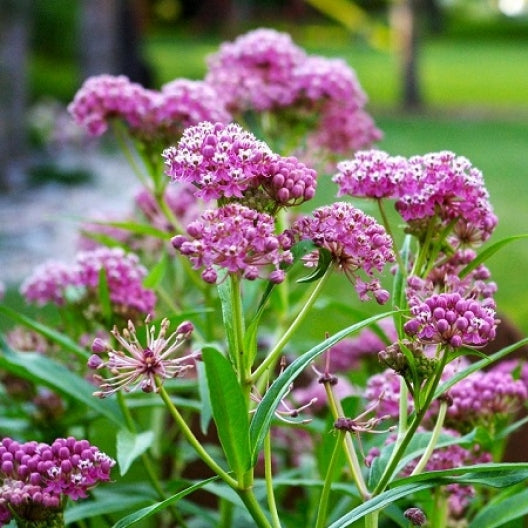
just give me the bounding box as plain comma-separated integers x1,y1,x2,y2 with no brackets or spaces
20,248,156,316
335,150,497,245
205,28,381,156
0,436,114,525
163,121,317,207
89,318,196,397
172,203,293,284
289,202,395,303
68,74,231,144
403,292,497,348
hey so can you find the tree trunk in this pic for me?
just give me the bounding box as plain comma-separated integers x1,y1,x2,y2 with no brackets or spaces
391,0,424,110
0,0,31,190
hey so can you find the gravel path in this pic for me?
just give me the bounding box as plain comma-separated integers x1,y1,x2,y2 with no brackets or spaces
0,151,138,286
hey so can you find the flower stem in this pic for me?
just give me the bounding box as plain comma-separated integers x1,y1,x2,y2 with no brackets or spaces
251,266,333,384
324,381,370,500
315,430,345,528
157,384,238,488
411,400,448,476
264,431,282,528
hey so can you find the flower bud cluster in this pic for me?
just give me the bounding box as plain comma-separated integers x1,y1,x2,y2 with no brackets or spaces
172,204,292,284
289,202,395,303
68,75,230,144
163,121,317,209
334,149,497,245
89,317,196,397
404,292,497,348
0,437,114,525
20,248,156,317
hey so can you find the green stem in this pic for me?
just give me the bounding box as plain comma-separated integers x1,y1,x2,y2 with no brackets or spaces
372,349,449,495
411,400,448,476
251,266,333,383
237,488,273,528
364,510,379,528
229,274,250,387
324,381,370,500
111,122,149,188
430,488,448,528
377,199,403,272
157,384,238,488
315,430,345,528
264,431,282,528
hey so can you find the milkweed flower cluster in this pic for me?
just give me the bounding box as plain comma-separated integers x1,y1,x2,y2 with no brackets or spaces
288,202,395,303
403,292,497,348
205,28,381,157
172,204,293,284
20,248,156,317
163,121,317,209
335,149,497,245
89,317,196,397
0,436,114,525
68,75,231,145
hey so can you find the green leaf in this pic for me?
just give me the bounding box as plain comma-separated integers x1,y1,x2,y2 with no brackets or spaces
330,464,528,527
143,252,168,289
392,234,411,339
0,304,89,360
196,361,213,435
460,234,528,278
116,429,155,476
297,247,332,283
112,477,218,528
99,219,170,240
468,486,528,528
249,311,395,464
65,484,154,523
434,337,528,398
0,338,125,427
217,279,236,363
202,346,251,476
98,267,112,323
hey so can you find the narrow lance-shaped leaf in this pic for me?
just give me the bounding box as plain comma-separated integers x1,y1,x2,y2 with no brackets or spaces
202,346,251,476
0,304,89,360
0,337,125,427
459,234,528,278
249,311,395,464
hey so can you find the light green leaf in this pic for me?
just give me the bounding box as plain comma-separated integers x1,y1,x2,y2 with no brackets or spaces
116,429,155,476
249,311,395,464
217,279,236,363
468,486,528,528
202,346,251,476
112,477,218,528
460,234,528,278
297,247,332,283
143,252,168,289
99,219,170,240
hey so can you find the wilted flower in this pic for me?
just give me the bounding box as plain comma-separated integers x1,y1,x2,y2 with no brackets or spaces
89,318,196,397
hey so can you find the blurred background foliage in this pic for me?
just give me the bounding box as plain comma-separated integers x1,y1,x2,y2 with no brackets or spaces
1,0,528,331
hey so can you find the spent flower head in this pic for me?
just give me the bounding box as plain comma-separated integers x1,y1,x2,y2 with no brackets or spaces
89,317,196,397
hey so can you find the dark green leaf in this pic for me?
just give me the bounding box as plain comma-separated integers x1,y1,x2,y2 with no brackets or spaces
217,279,236,363
98,267,112,323
0,339,125,427
0,305,89,360
249,311,395,464
196,361,212,435
112,477,218,528
116,429,155,476
202,346,251,476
